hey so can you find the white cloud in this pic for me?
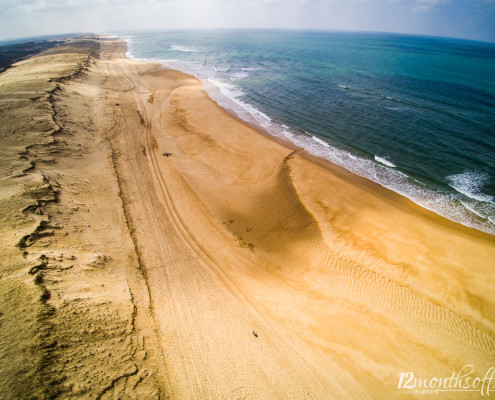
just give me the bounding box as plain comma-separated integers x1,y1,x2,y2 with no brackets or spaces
0,0,179,14
413,0,449,11
0,0,493,41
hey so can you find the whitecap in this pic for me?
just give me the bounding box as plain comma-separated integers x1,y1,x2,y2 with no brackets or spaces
459,200,488,219
229,71,249,80
374,155,396,168
207,78,245,99
312,136,330,148
447,171,494,203
170,44,197,52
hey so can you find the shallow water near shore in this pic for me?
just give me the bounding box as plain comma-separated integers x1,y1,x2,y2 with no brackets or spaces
123,29,495,234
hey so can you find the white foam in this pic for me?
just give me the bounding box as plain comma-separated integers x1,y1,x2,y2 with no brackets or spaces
124,38,134,59
157,58,180,63
207,77,231,89
447,171,494,203
338,85,348,89
206,77,277,128
207,78,246,100
459,200,488,219
312,136,330,147
230,71,249,80
170,44,197,52
374,155,396,168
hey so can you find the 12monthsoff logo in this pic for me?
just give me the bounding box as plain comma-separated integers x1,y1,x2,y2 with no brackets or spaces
397,365,495,396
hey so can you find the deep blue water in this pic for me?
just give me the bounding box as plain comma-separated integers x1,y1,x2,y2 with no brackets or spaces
124,30,495,234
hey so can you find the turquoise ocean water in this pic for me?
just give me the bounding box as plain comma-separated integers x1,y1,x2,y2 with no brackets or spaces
123,30,495,235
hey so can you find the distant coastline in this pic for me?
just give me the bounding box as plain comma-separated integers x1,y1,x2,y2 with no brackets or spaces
0,38,63,73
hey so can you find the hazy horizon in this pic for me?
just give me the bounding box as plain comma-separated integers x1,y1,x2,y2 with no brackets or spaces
0,0,494,44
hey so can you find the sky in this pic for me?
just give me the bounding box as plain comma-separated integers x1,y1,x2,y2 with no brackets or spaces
0,0,494,43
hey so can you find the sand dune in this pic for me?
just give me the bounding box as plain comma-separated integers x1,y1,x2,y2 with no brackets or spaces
0,38,163,399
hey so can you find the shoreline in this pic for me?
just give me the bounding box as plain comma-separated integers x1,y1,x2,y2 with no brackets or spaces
210,78,495,241
124,41,495,237
149,61,495,242
233,104,495,242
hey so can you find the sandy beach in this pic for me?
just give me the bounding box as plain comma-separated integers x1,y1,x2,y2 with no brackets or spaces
0,37,494,399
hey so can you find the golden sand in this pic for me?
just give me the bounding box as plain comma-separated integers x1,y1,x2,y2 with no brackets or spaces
0,37,493,399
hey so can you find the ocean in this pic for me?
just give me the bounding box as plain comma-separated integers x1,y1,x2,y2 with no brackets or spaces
123,30,495,235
